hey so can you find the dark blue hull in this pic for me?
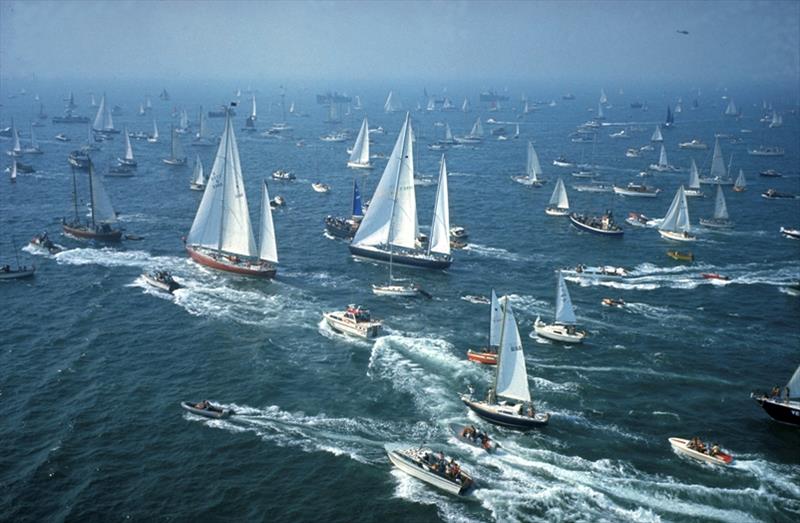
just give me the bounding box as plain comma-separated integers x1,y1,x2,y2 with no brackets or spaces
462,398,549,430
569,214,624,236
753,396,800,426
348,245,452,270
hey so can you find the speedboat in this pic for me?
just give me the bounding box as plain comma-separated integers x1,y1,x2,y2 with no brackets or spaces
562,264,629,280
311,182,330,193
626,212,651,227
461,294,490,305
270,196,286,208
572,182,613,193
625,148,640,158
323,305,382,339
29,232,64,254
569,211,624,236
762,189,795,200
272,169,295,181
552,156,574,167
386,447,473,496
466,348,497,365
668,437,733,466
759,169,782,178
667,250,693,262
449,424,497,452
601,297,625,308
748,146,784,157
780,227,800,240
181,400,235,419
319,132,347,143
142,270,184,294
613,183,660,198
449,226,468,240
55,133,70,142
324,215,359,240
609,129,630,139
0,265,35,280
701,273,729,281
678,139,708,150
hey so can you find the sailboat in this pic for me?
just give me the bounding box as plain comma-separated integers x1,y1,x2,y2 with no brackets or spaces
455,117,483,144
6,121,22,157
192,107,213,146
347,118,372,169
62,161,123,241
699,185,733,229
651,125,664,142
751,364,800,426
699,138,733,185
147,120,159,143
9,160,17,183
724,98,739,117
658,186,695,241
513,124,520,139
733,169,746,192
545,178,570,216
595,102,605,121
23,122,43,154
461,296,550,429
185,110,278,277
163,126,187,165
512,141,545,186
177,108,190,134
684,159,704,197
466,289,502,365
384,90,400,113
599,88,608,106
92,94,119,135
190,154,205,191
769,111,783,128
649,145,677,172
664,105,674,127
462,97,470,112
349,114,452,270
243,95,257,132
534,272,587,343
118,127,137,166
324,178,364,239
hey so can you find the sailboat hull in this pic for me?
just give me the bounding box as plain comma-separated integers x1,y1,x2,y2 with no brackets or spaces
461,397,549,429
659,230,696,242
62,222,122,242
347,161,372,169
752,395,800,426
349,244,452,270
186,245,276,278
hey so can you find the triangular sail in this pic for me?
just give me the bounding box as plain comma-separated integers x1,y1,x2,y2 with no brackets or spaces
710,138,726,178
93,95,106,131
428,155,450,256
444,123,453,141
470,117,483,137
383,91,397,113
549,178,569,208
11,121,20,152
527,141,543,182
734,169,746,189
349,118,370,165
29,123,39,149
351,114,417,250
494,297,531,404
658,145,668,167
786,365,800,399
651,125,663,142
462,97,470,112
352,179,363,218
251,95,257,119
713,184,729,221
258,181,278,263
192,155,205,185
489,290,502,347
725,99,738,115
186,111,257,258
89,162,117,224
597,103,604,119
659,186,691,233
171,126,185,160
151,120,159,139
10,161,17,180
180,109,189,129
197,107,208,139
555,272,577,325
688,159,700,189
123,127,134,161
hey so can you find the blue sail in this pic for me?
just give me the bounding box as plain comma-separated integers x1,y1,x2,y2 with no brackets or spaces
352,179,363,218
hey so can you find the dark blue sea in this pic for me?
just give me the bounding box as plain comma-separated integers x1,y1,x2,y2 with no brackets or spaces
1,82,799,522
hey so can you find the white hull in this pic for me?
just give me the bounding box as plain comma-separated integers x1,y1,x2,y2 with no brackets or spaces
323,312,382,339
387,450,471,496
190,183,205,191
684,189,704,198
534,319,586,343
371,284,419,297
347,161,372,169
659,230,696,242
613,187,660,198
545,207,569,216
668,438,732,466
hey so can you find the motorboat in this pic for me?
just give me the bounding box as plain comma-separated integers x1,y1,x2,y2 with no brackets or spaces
762,189,795,200
571,169,596,179
759,169,782,178
667,250,694,262
320,132,348,143
625,212,651,227
386,448,473,496
534,272,587,344
29,232,64,254
0,264,35,280
569,211,624,236
552,156,574,168
449,424,497,452
272,169,295,181
701,273,729,281
678,139,708,150
609,129,630,139
323,305,382,339
449,226,468,240
312,182,330,193
461,295,490,305
270,196,286,208
562,264,629,280
601,297,625,308
780,227,800,240
572,182,613,193
748,146,784,157
55,133,70,142
625,148,640,158
325,215,360,240
751,366,800,426
613,183,660,198
181,400,235,419
669,437,733,466
142,270,184,294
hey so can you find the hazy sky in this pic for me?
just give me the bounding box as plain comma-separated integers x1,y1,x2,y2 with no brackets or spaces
1,0,798,87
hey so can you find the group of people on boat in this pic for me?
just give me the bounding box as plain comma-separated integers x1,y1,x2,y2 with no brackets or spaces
686,437,721,457
460,425,492,449
421,451,463,481
194,400,210,409
769,386,791,402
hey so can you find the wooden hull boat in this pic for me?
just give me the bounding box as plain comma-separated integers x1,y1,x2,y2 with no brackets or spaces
186,245,276,278
143,272,184,293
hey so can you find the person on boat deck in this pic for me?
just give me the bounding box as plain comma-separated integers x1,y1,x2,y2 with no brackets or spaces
486,387,496,403
195,400,210,409
771,386,781,398
527,404,535,417
710,443,720,457
786,387,791,402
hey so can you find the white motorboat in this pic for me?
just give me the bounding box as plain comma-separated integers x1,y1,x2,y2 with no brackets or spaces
552,156,574,168
312,182,331,193
272,169,295,181
747,146,784,157
613,183,660,198
678,139,708,150
323,305,382,339
780,227,800,240
668,437,733,466
625,148,640,158
387,448,473,496
371,283,420,297
142,270,183,294
533,272,587,343
562,265,629,280
55,133,70,142
609,129,630,139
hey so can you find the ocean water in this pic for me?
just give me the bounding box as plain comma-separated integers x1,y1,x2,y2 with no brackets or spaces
1,83,799,522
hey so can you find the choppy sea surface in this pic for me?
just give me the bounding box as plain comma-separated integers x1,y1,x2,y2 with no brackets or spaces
1,83,799,522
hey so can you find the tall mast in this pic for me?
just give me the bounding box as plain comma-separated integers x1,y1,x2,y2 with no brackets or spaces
87,161,96,227
427,155,444,256
491,297,509,398
217,110,231,252
71,166,79,223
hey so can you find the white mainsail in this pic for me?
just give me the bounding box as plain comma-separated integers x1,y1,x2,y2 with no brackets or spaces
123,127,134,161
352,114,417,250
494,296,531,404
151,120,159,140
489,289,502,347
89,162,117,224
549,178,569,209
180,109,189,130
191,155,205,186
11,121,21,153
688,159,701,189
600,88,608,105
651,125,663,142
555,272,577,325
597,103,605,119
712,184,729,221
348,118,370,167
187,112,257,257
527,141,543,182
658,145,669,168
786,365,800,399
384,91,398,113
10,160,17,181
426,98,435,111
444,123,454,142
724,98,738,116
171,126,185,161
734,169,746,190
469,117,484,138
197,108,208,139
710,138,727,179
428,154,450,256
258,181,278,263
29,123,39,150
659,186,692,234
462,97,470,112
93,94,114,131
251,95,257,120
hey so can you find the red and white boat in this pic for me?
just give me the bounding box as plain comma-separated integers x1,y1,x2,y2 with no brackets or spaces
669,437,733,466
701,273,729,281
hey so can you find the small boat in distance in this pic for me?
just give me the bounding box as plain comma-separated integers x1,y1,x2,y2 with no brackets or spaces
679,139,708,150
323,305,382,339
324,179,364,240
181,400,235,419
386,447,473,496
748,146,784,157
272,169,295,181
312,182,330,193
545,178,569,215
684,159,704,197
613,183,660,198
163,126,187,165
762,189,796,200
667,250,694,262
779,227,800,240
29,232,64,254
699,185,733,229
701,273,729,281
626,212,651,227
512,141,546,186
347,118,372,169
668,437,733,466
534,271,587,344
142,270,184,294
759,169,782,178
190,155,205,191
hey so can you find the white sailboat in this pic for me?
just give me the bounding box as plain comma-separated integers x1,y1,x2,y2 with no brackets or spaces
724,98,738,116
243,95,257,131
118,127,137,166
163,125,187,165
185,110,278,277
461,296,550,429
92,94,117,134
534,272,587,343
177,108,190,133
347,118,372,169
699,138,732,184
147,119,159,142
349,114,452,270
9,160,17,182
733,169,746,192
24,122,42,154
600,88,608,106
651,125,663,142
658,186,695,241
596,103,605,120
649,144,676,172
462,97,470,112
685,158,703,197
190,154,205,191
512,141,545,186
699,184,733,229
193,107,213,146
769,111,783,128
6,121,22,157
384,90,400,113
545,178,570,216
